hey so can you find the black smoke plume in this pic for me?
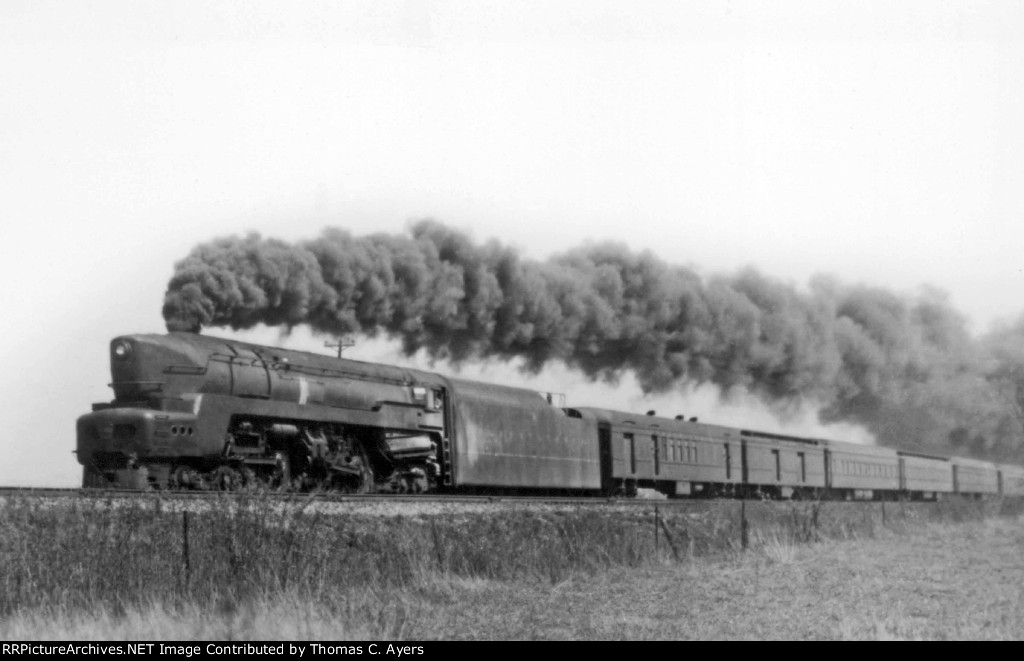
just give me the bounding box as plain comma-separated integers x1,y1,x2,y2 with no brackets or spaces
163,220,1024,461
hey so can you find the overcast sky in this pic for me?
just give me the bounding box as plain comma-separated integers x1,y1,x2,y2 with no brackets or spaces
2,1,1022,486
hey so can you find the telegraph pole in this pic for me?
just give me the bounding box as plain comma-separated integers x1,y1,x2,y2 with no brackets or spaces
325,337,354,358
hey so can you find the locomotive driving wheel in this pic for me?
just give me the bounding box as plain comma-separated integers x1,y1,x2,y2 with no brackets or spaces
330,450,374,494
270,451,292,491
353,454,374,494
212,465,244,490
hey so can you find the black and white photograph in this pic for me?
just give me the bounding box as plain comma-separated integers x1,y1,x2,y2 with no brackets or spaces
1,0,1023,642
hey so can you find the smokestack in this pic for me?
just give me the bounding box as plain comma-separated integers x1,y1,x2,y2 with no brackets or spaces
165,316,202,334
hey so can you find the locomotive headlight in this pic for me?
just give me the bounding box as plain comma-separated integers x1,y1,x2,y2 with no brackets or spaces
113,341,132,358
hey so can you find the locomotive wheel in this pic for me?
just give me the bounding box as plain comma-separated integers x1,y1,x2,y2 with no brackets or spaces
212,465,243,491
331,452,374,494
353,451,374,494
239,466,258,490
271,452,292,491
170,464,199,490
82,465,113,489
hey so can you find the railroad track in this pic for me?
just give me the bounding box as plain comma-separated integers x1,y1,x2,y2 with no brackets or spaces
0,485,687,507
0,485,970,508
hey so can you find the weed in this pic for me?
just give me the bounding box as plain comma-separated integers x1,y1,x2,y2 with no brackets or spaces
757,529,799,565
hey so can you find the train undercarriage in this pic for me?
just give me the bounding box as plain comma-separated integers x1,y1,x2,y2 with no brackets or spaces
83,416,444,494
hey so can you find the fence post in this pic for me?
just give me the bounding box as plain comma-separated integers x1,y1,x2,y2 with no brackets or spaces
429,519,445,572
182,510,191,587
657,515,680,562
654,505,659,554
740,499,749,550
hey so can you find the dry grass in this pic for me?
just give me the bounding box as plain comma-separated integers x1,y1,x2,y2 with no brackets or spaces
0,494,1019,640
756,529,800,565
0,591,418,641
388,516,1024,640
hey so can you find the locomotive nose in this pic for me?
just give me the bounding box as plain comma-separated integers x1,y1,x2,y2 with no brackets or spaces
76,408,198,469
109,337,154,402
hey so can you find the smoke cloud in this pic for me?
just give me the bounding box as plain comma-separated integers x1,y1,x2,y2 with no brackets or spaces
163,221,1024,461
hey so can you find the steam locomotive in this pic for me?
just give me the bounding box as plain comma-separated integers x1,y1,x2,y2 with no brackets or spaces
77,333,1024,499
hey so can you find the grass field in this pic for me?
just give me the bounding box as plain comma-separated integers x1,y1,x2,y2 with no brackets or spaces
418,516,1024,640
0,495,1020,640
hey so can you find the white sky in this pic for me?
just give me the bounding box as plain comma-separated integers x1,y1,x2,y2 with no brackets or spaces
1,1,1022,486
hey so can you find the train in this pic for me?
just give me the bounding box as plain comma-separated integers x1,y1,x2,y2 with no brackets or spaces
76,332,1024,500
